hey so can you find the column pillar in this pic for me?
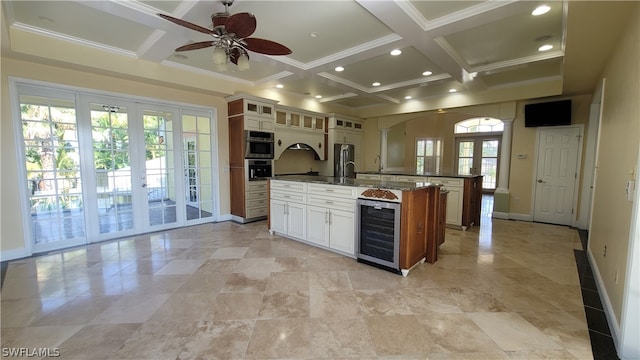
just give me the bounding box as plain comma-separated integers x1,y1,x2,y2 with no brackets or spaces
493,119,513,219
380,129,389,171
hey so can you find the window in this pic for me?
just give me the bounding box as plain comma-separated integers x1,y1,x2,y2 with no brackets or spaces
416,138,442,174
455,117,504,134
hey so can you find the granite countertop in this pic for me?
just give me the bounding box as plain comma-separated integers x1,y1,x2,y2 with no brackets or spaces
357,171,482,178
271,175,440,191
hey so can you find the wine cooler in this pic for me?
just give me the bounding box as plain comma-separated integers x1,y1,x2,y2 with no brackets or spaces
355,198,401,273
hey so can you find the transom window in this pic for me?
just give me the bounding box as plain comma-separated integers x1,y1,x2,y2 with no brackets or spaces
455,117,504,133
416,138,442,174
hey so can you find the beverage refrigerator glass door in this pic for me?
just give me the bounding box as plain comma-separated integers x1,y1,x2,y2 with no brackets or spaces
355,198,401,272
245,130,274,159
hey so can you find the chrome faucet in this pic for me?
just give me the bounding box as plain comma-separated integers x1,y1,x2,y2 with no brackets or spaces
374,154,383,172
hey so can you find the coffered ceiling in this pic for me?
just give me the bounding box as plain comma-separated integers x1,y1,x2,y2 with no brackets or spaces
1,1,635,113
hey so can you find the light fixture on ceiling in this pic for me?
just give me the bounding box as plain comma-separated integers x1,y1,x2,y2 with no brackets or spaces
335,66,344,72
538,44,553,52
422,71,432,76
372,82,381,87
390,49,402,56
310,32,320,38
315,95,322,99
404,96,412,100
275,84,284,89
449,89,457,93
532,5,551,16
212,45,250,71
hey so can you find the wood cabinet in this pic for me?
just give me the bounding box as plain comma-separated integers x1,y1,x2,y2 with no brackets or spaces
306,183,356,256
399,186,441,269
355,173,482,230
227,95,277,222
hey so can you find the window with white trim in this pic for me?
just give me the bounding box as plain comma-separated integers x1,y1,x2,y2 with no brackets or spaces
416,138,442,174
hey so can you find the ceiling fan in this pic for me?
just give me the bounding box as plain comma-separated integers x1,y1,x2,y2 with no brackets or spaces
158,0,291,71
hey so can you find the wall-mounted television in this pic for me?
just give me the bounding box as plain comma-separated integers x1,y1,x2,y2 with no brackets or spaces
524,99,572,127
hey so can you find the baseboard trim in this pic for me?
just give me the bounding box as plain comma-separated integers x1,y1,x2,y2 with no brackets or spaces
0,247,31,262
587,245,621,356
508,213,533,222
492,211,509,220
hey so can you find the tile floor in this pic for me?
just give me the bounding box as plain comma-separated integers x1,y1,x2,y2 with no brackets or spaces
1,212,595,359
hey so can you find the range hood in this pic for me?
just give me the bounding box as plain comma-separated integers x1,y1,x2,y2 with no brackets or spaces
287,143,313,151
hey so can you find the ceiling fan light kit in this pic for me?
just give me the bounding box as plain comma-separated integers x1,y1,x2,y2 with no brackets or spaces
158,0,291,72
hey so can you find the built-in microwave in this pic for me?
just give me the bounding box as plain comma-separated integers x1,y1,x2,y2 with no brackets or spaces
245,130,274,159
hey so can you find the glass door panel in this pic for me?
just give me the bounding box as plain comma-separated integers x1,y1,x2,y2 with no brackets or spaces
456,137,500,191
90,103,135,234
20,92,86,251
481,140,499,190
182,113,214,222
457,140,474,175
143,109,177,227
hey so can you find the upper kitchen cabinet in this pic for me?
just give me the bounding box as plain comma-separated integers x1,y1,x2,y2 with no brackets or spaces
227,94,277,131
275,106,326,133
328,114,364,173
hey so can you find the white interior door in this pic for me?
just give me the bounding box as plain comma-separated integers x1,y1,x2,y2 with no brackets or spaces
533,126,581,225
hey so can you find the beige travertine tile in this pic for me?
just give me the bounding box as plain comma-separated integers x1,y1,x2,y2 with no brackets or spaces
258,290,310,319
176,320,253,360
365,315,435,355
467,312,563,351
210,292,263,320
415,313,502,353
0,213,595,359
244,318,311,359
91,294,170,324
310,288,363,319
115,320,197,360
52,323,140,360
309,317,376,358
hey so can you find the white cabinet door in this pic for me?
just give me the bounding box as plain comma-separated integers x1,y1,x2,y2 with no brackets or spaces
307,205,330,247
287,202,306,239
329,209,355,255
444,187,463,226
270,199,287,234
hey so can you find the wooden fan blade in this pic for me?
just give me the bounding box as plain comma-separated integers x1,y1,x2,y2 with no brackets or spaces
225,12,256,38
158,13,215,35
244,38,292,55
175,41,214,52
229,47,241,65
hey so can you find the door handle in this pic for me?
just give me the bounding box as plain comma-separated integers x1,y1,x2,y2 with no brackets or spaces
537,179,545,183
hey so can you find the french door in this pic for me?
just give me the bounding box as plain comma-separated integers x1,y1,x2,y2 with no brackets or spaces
455,136,501,191
16,84,216,252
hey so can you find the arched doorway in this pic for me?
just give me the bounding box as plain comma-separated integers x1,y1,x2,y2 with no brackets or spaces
454,117,504,191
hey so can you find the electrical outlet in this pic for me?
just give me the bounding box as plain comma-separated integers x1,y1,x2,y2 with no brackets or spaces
603,245,607,258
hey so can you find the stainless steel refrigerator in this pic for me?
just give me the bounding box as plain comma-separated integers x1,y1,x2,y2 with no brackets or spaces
334,143,355,178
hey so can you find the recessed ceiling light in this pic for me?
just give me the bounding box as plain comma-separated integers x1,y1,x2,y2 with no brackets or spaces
372,82,381,87
532,5,551,16
538,44,553,52
276,84,284,89
309,32,319,38
315,95,322,99
335,66,344,72
449,89,457,93
390,49,402,56
404,96,412,100
422,71,432,76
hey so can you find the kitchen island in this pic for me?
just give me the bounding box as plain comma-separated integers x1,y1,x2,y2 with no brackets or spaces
268,175,443,276
357,171,482,230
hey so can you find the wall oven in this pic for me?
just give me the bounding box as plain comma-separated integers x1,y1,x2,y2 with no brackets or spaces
245,130,274,159
356,198,401,273
247,160,272,181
